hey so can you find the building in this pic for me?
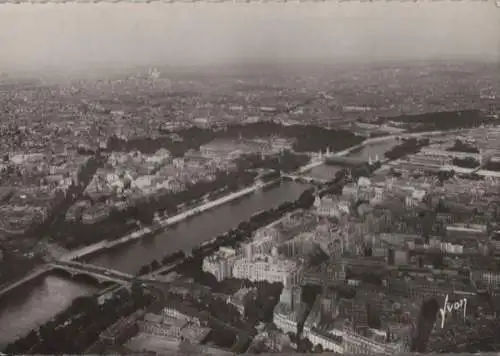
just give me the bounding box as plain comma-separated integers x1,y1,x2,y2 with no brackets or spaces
81,203,112,224
138,313,187,339
246,239,274,258
303,327,344,354
310,224,347,257
100,312,141,345
320,290,340,319
447,224,488,240
337,298,355,319
138,308,210,344
279,286,302,312
253,226,282,244
438,242,464,254
342,183,359,200
420,147,483,162
273,303,300,334
202,247,237,281
371,187,386,205
246,226,283,256
305,295,322,329
405,189,426,208
226,287,257,316
313,195,350,218
388,249,410,266
379,233,420,248
199,140,245,161
162,306,201,323
232,257,303,287
477,271,500,289
341,328,405,355
302,262,347,287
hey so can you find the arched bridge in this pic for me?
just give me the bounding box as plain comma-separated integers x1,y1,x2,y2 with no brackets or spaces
0,261,166,298
324,155,370,167
282,174,328,184
49,260,134,285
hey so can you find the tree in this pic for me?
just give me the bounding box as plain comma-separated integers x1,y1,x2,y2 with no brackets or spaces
313,344,324,353
150,259,160,271
137,265,151,276
299,338,314,353
71,295,98,311
267,322,278,332
131,281,144,297
430,252,444,268
178,339,199,356
437,170,453,183
297,189,315,209
421,210,435,240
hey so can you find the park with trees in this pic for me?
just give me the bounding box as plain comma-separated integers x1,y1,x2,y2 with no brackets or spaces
384,138,429,161
109,122,365,157
377,109,494,132
447,139,480,154
452,157,480,169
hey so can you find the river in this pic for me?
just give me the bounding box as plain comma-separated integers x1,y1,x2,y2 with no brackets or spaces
348,137,399,161
307,164,342,180
87,181,308,274
0,275,98,348
307,137,399,181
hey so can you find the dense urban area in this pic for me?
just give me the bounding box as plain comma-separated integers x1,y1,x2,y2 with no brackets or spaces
1,62,500,355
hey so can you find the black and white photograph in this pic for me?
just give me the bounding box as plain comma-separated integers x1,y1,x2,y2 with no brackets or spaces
0,1,499,355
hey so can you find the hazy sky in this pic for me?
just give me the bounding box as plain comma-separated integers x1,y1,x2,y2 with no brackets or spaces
0,2,499,74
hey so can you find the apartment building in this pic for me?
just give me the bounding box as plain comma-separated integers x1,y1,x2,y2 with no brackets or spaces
202,247,237,282
313,195,350,218
303,327,344,354
138,313,187,339
341,328,405,355
232,257,303,287
273,303,300,334
226,287,257,317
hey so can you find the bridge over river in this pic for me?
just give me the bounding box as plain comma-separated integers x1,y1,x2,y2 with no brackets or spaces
0,258,185,300
0,262,134,299
282,174,328,184
48,261,135,285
